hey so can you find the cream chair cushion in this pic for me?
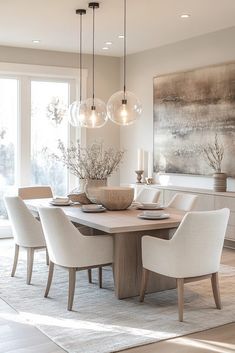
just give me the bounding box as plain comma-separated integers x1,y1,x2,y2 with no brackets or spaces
38,207,113,268
142,208,230,279
135,188,161,203
167,193,198,211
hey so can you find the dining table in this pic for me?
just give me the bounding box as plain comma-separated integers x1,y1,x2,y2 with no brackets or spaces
25,198,184,299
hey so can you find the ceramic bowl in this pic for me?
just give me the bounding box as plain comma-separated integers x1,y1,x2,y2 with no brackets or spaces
98,186,134,210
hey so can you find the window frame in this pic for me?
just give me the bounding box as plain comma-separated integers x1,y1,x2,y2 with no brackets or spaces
0,63,87,235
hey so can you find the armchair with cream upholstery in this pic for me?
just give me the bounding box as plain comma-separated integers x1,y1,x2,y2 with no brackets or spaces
38,207,113,311
167,193,198,211
135,188,161,204
18,185,53,200
140,208,230,321
4,196,47,284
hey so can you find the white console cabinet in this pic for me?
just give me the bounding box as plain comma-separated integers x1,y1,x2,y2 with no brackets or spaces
132,184,235,245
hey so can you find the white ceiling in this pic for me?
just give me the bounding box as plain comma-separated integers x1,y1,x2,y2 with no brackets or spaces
0,0,235,57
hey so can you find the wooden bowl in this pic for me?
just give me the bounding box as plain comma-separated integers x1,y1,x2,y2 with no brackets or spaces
99,187,134,210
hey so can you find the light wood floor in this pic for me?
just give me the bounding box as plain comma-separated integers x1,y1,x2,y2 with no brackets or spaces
0,243,234,353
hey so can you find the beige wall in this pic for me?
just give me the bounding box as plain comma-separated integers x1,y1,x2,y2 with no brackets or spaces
120,26,235,190
0,46,121,185
2,25,235,189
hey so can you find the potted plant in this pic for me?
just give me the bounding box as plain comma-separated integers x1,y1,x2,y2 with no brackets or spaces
51,140,125,202
203,134,226,192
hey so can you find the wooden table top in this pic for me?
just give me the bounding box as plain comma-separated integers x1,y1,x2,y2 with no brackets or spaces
25,198,184,234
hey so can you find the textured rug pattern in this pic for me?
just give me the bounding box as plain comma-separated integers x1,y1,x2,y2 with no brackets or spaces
0,239,235,353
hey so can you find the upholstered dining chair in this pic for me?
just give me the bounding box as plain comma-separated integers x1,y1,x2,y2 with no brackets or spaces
140,208,230,321
38,207,113,311
135,188,161,204
166,193,198,211
18,185,98,285
4,196,47,285
18,185,53,200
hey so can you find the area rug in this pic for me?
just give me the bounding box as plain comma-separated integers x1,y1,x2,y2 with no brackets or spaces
0,239,235,353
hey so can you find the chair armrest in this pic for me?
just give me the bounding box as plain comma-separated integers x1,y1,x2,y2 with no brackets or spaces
142,235,174,276
79,234,113,265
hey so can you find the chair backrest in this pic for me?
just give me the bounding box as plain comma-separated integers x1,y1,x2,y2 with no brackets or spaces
4,196,45,248
18,186,53,200
171,208,230,277
135,188,161,203
38,207,87,267
167,193,198,211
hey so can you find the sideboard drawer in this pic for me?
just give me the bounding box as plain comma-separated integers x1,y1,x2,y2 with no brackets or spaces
215,196,235,211
193,194,214,211
228,212,235,227
225,225,235,240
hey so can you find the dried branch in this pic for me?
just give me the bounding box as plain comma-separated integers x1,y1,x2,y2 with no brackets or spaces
46,97,67,126
202,134,224,172
49,140,125,180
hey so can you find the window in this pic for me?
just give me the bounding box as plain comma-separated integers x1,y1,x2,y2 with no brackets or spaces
0,63,87,231
0,78,18,219
31,80,69,196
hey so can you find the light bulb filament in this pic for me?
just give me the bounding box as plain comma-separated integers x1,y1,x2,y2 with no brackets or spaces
91,106,97,128
120,99,128,124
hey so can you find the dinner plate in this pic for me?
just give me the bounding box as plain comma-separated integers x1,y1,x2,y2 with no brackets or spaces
138,213,170,220
81,206,106,213
50,201,73,206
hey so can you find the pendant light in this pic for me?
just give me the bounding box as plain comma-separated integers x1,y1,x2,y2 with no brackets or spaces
68,9,86,127
107,0,142,126
79,2,108,128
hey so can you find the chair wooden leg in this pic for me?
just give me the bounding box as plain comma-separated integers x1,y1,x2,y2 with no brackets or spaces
27,248,34,285
99,267,102,288
177,278,184,322
44,261,54,298
88,269,92,283
11,244,19,277
46,248,49,266
112,263,115,282
68,268,76,311
211,272,222,309
139,268,149,302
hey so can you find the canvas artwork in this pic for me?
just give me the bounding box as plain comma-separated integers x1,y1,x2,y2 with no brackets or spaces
153,62,235,176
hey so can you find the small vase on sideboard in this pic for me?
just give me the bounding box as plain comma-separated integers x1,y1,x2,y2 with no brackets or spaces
213,172,227,192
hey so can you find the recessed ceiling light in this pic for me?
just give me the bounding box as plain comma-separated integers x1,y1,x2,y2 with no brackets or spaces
118,35,124,39
105,41,112,45
180,14,190,18
32,39,41,43
102,47,109,50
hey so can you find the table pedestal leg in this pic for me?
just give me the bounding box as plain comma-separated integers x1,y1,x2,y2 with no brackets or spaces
113,229,176,299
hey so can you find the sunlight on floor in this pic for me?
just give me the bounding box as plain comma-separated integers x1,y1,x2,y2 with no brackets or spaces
174,337,235,352
0,310,173,339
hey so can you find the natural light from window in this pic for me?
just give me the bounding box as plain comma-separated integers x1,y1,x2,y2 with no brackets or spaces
0,78,18,219
31,80,69,196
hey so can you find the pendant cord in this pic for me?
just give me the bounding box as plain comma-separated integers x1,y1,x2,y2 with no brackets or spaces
92,6,95,106
123,0,126,99
79,13,83,103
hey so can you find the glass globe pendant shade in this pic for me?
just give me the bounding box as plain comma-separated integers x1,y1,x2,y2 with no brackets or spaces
68,100,86,127
107,90,142,126
79,97,108,128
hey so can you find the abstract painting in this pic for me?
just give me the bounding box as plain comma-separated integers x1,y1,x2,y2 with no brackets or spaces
153,62,235,176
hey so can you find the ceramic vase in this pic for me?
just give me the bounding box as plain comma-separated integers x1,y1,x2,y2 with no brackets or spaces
85,179,107,203
213,172,227,192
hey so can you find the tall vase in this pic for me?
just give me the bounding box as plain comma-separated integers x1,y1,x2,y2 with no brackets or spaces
85,179,107,203
67,178,91,204
213,172,227,192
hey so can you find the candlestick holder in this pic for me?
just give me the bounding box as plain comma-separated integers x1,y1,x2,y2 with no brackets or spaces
135,170,144,183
